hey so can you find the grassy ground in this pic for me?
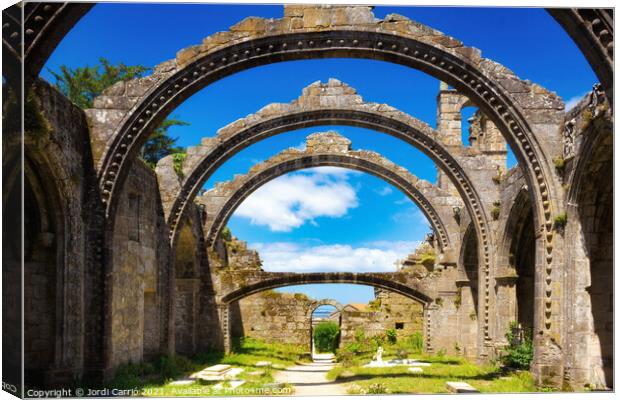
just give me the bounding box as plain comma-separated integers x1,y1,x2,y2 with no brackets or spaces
328,345,538,394
96,336,542,396
107,338,304,397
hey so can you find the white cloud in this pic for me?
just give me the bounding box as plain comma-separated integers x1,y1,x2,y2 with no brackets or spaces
375,186,393,196
309,166,362,177
391,207,430,228
394,196,410,205
233,169,359,231
251,240,421,273
564,92,589,111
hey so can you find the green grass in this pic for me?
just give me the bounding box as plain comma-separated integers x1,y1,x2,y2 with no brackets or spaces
106,337,304,397
328,351,537,394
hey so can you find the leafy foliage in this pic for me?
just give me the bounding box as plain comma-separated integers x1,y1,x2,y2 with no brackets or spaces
553,213,568,231
553,156,566,173
407,332,424,354
368,298,381,310
293,293,309,301
49,57,149,109
367,383,389,394
313,321,340,353
170,151,187,177
48,57,187,167
419,252,436,268
220,226,233,242
501,322,533,370
386,328,397,345
491,200,501,220
142,119,188,168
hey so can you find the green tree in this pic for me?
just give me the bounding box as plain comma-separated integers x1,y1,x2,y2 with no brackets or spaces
140,118,188,168
48,57,149,109
48,57,186,167
313,321,340,353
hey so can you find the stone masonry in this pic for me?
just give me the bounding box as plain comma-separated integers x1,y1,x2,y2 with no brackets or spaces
9,3,614,392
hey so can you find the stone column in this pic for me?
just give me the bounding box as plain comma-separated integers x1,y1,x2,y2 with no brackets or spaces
220,303,231,354
494,273,518,347
531,232,564,387
455,278,478,360
423,304,437,353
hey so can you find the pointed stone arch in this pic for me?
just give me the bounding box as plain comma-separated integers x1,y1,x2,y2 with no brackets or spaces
165,132,461,261
151,79,498,338
88,12,565,339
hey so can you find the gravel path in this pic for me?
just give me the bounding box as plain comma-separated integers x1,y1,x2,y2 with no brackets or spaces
275,354,348,396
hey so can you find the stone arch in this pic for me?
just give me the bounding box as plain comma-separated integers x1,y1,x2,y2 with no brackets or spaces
547,8,613,99
89,11,565,335
4,152,66,386
2,2,94,86
188,131,460,258
307,299,343,352
306,299,344,321
499,187,535,332
151,79,494,339
159,81,473,248
221,273,433,306
458,223,479,316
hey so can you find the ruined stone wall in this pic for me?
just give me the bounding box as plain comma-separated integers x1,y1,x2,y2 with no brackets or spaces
421,265,478,359
9,79,102,385
110,160,170,366
340,310,386,343
560,92,613,389
173,204,223,354
375,289,424,338
230,291,314,347
232,289,425,349
340,290,424,344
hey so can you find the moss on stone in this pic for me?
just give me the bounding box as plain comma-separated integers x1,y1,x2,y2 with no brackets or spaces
172,152,187,178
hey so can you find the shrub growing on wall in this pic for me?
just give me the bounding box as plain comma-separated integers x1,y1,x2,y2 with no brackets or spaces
501,322,533,370
313,321,340,353
386,328,397,344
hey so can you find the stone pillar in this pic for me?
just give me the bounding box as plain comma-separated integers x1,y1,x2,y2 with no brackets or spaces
454,279,478,360
436,83,470,147
220,303,231,354
531,233,564,387
423,304,437,353
494,273,518,348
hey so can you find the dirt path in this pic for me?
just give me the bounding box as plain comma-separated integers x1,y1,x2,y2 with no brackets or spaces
275,354,347,396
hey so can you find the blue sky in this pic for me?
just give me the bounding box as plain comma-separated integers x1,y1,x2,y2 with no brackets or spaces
42,3,596,305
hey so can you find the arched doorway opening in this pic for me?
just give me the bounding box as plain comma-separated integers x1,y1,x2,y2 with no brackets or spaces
505,190,536,333
309,301,343,357
5,157,64,386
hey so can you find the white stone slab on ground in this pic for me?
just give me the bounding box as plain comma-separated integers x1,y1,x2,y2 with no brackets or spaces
408,367,423,373
225,367,244,378
446,381,479,393
247,370,265,376
213,380,246,390
190,365,243,381
363,359,431,368
255,361,272,367
169,379,195,385
205,364,232,373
